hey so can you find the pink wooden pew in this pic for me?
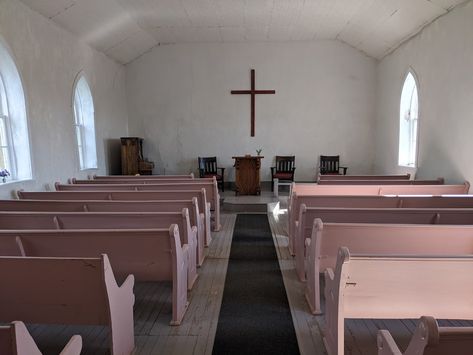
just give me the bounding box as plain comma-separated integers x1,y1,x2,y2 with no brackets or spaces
288,182,471,251
0,210,198,290
288,194,473,256
378,316,473,355
295,206,473,281
93,173,194,180
93,174,194,179
0,254,135,355
305,221,473,314
54,180,221,232
16,189,213,247
0,321,82,355
0,226,189,326
71,177,212,184
318,174,411,181
0,198,206,266
317,178,444,185
323,247,473,355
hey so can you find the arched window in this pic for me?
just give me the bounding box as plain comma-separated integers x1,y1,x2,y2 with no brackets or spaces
73,75,97,170
0,75,12,173
398,71,419,167
0,38,32,182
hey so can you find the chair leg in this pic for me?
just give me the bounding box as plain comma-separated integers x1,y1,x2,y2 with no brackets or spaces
271,178,274,192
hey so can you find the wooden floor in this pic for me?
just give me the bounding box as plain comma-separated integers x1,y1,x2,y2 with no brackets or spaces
21,202,473,354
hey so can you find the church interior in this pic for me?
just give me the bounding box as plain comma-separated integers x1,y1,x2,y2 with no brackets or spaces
1,0,473,354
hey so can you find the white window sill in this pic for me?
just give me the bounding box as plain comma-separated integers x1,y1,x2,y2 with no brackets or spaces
0,178,33,187
80,167,98,172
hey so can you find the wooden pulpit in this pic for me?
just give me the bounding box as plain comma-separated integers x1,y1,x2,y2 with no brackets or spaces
232,156,263,195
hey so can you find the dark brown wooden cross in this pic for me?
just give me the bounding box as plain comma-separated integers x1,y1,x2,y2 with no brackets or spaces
231,69,276,137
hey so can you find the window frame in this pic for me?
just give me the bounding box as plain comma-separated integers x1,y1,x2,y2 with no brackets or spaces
72,72,97,171
398,68,420,168
0,74,14,177
0,36,32,183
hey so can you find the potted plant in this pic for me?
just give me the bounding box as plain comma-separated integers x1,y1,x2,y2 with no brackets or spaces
0,169,10,183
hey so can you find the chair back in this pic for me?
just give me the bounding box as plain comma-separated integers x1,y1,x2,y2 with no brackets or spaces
275,156,295,173
320,155,340,174
198,157,218,176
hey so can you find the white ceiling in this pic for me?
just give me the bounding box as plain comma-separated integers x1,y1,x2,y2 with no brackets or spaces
19,0,467,65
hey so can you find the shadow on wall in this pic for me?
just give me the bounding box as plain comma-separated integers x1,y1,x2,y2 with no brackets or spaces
415,140,465,184
141,139,163,175
105,139,121,175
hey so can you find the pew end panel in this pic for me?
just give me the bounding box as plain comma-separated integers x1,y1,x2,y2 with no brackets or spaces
169,224,190,326
305,218,324,315
102,254,136,355
58,334,83,355
1,321,82,355
0,321,42,355
377,316,473,355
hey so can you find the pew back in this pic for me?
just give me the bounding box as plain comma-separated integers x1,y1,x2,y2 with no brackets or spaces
294,206,473,282
305,221,473,314
0,255,111,325
318,174,411,181
323,248,473,355
0,210,198,289
0,198,206,265
72,178,212,184
54,180,221,231
0,254,135,354
93,174,194,179
0,228,181,282
16,189,212,245
318,178,443,185
288,197,473,256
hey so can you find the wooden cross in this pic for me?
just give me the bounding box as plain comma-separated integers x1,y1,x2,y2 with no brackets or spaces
231,69,276,137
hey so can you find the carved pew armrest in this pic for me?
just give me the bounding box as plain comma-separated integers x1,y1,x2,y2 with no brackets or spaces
377,330,403,355
59,335,83,355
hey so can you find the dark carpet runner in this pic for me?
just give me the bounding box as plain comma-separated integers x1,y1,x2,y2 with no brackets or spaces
212,214,300,355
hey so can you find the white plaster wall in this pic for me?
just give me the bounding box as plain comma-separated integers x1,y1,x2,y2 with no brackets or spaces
374,1,473,183
0,0,128,198
126,41,377,182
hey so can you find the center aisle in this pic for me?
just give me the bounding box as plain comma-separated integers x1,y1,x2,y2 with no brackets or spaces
212,213,300,355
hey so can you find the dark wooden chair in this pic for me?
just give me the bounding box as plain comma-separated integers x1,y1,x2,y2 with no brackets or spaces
271,156,296,191
198,157,225,192
319,155,347,175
